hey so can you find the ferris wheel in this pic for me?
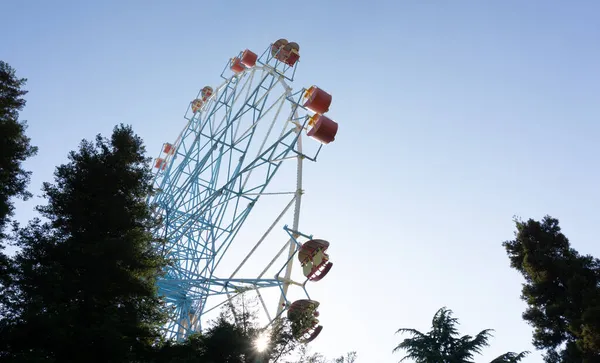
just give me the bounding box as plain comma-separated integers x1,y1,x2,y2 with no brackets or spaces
149,38,339,344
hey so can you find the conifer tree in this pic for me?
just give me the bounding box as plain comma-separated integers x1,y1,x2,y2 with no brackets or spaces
394,307,528,363
0,60,37,238
0,60,37,334
0,125,166,363
504,216,600,362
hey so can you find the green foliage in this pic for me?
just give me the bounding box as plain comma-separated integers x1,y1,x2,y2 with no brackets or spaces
291,345,357,363
393,307,528,363
0,60,37,346
268,317,302,362
489,352,530,363
153,333,208,363
503,215,600,362
0,60,37,237
0,125,167,362
157,295,301,363
332,352,358,363
156,316,253,363
154,294,353,363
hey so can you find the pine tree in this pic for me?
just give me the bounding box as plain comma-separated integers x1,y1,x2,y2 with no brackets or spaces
503,215,600,362
0,125,167,362
0,60,38,337
0,60,38,237
393,307,528,363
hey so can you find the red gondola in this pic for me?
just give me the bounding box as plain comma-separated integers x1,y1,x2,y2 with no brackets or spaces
163,143,175,155
154,158,167,170
287,299,323,343
298,239,333,281
240,49,258,68
303,86,332,114
271,38,300,66
230,57,245,73
307,114,338,144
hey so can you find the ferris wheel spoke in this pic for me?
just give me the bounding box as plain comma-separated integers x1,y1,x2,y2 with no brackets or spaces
233,69,259,139
158,81,292,222
240,93,288,190
226,195,297,283
233,91,287,146
165,119,257,214
163,128,297,242
165,160,294,274
210,70,277,140
159,277,284,299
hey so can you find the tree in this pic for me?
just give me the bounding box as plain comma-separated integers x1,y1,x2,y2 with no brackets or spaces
0,125,167,362
332,352,358,363
503,215,600,363
393,307,529,363
0,60,37,313
0,60,37,238
155,294,299,363
155,294,355,363
155,316,254,363
293,347,357,363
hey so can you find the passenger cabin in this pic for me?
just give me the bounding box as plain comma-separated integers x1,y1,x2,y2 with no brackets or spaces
271,39,300,66
154,158,167,171
287,299,323,343
230,49,258,73
298,239,333,281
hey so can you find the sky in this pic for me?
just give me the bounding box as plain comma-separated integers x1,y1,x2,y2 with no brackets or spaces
2,0,600,362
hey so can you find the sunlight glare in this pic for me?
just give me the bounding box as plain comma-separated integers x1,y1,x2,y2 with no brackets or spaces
254,330,270,352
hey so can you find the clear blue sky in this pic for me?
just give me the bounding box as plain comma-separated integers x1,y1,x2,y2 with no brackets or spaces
3,1,600,362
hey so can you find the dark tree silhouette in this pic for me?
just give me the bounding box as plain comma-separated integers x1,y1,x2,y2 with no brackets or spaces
155,295,297,363
504,215,600,363
394,307,528,363
154,294,354,363
0,125,167,363
0,60,37,339
0,60,37,237
291,346,358,363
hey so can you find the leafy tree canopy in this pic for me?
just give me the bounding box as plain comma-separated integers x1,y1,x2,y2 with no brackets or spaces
155,294,355,363
0,125,166,363
504,215,600,363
